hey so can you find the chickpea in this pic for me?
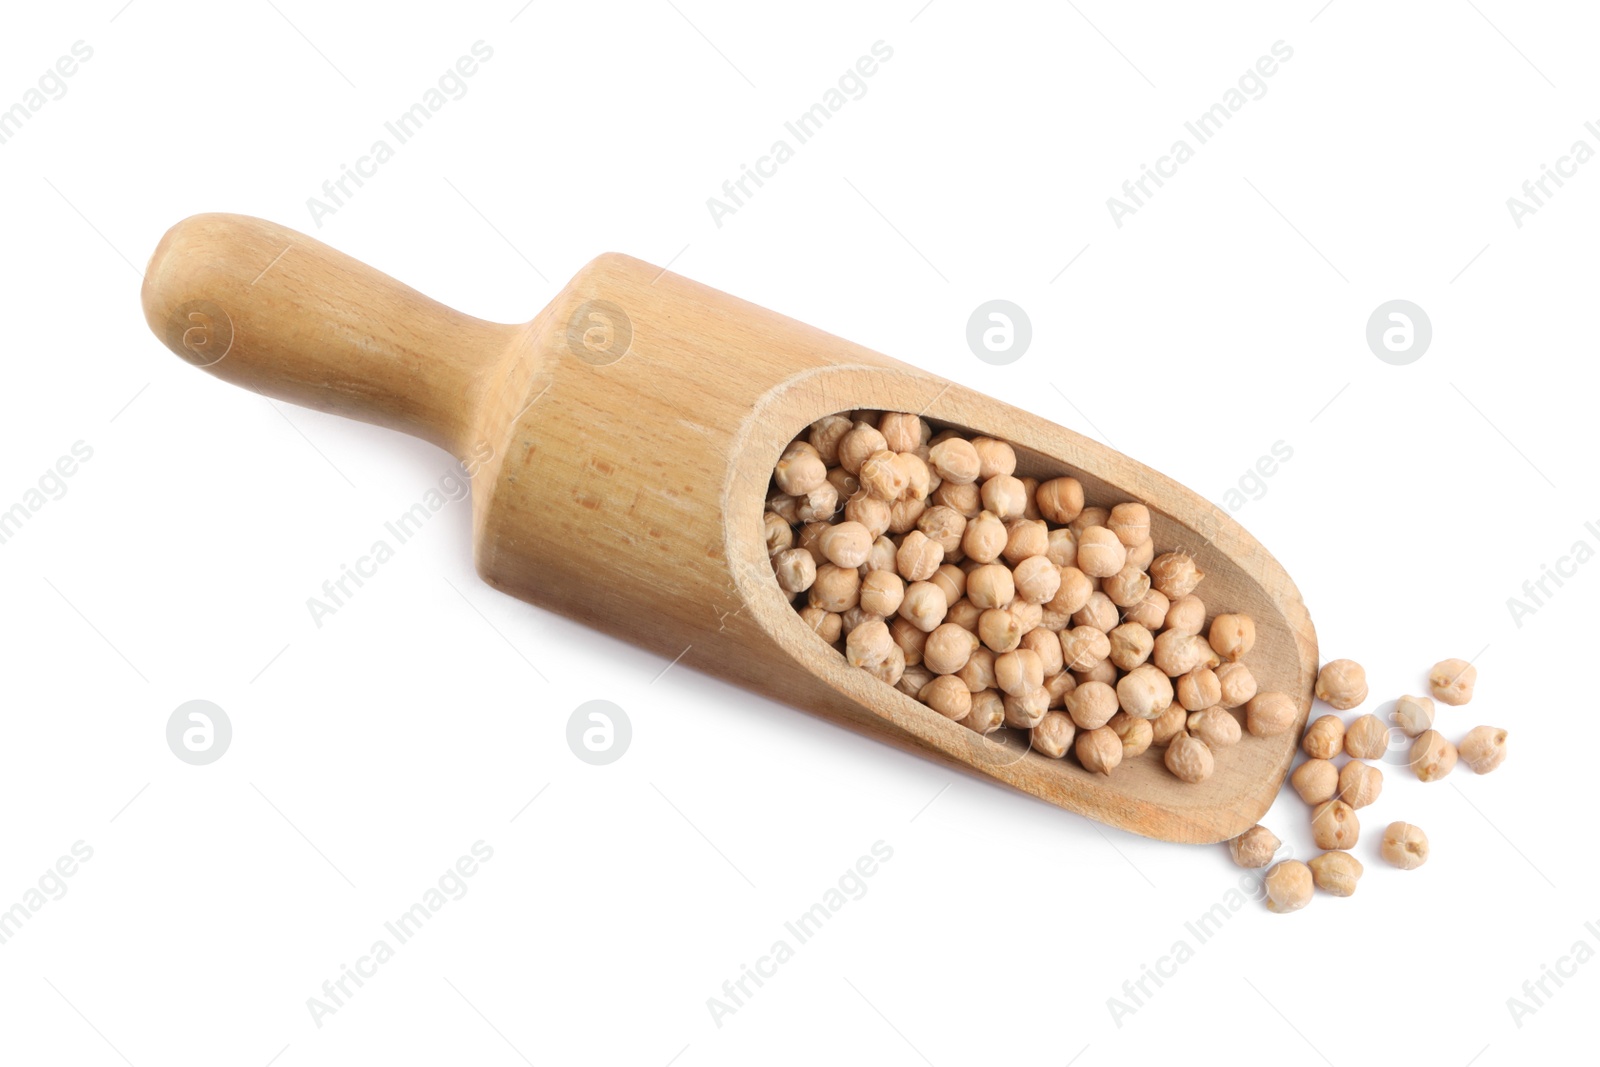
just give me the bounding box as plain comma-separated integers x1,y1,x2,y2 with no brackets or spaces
1124,589,1170,631
956,647,997,693
1108,622,1155,671
898,581,948,632
1108,711,1154,758
1214,662,1257,708
844,493,891,540
970,437,1016,480
846,620,894,669
767,490,802,525
1074,659,1119,687
837,423,888,474
1012,556,1062,605
1020,627,1065,677
878,411,927,453
961,511,1009,564
1068,506,1110,538
916,505,966,555
1308,852,1363,897
1343,714,1389,760
862,644,906,687
966,564,1015,611
1393,694,1436,737
1048,567,1095,617
1010,600,1042,633
1045,527,1078,568
978,609,1022,654
980,474,1029,520
1060,626,1112,672
1149,552,1204,598
1187,707,1241,748
1177,668,1221,712
945,598,982,633
773,549,817,594
1302,714,1345,760
1072,592,1119,634
794,481,839,522
895,531,944,582
826,466,860,500
1125,538,1155,572
764,512,794,556
1311,800,1359,850
1263,860,1314,913
840,606,880,635
961,689,1005,734
928,563,966,606
920,674,973,720
1163,594,1207,636
1150,703,1188,747
924,622,979,675
1246,692,1297,737
1337,760,1383,809
1458,725,1507,774
1035,477,1085,524
817,521,872,568
897,664,934,699
1164,732,1215,783
994,649,1044,697
1429,658,1477,706
1076,725,1123,775
932,480,981,520
798,605,842,644
858,569,905,618
1314,659,1367,710
1106,502,1151,547
1101,564,1151,608
807,414,853,466
1116,664,1174,720
1228,825,1282,869
1065,680,1119,730
889,617,926,666
1291,759,1339,804
1018,477,1042,521
1409,730,1458,782
927,437,981,484
773,450,827,496
1044,669,1076,708
1002,519,1050,564
860,535,897,577
1076,527,1127,578
886,495,926,534
1152,631,1215,678
1380,822,1429,870
1032,711,1076,758
1207,613,1256,662
859,449,909,502
1003,686,1050,729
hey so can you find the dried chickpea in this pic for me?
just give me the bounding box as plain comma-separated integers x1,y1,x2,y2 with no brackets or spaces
897,664,934,699
1003,686,1050,729
920,675,972,720
970,437,1016,480
840,606,879,635
1393,695,1436,737
1072,592,1119,634
978,609,1022,654
1116,664,1174,720
1409,730,1457,782
898,581,947,632
773,450,827,496
773,549,817,594
1076,527,1127,578
1065,681,1118,730
1108,712,1154,758
980,474,1028,520
1148,552,1204,598
878,412,926,453
886,495,926,535
1163,594,1207,636
1068,506,1110,538
836,423,887,474
961,689,1005,734
1291,759,1339,804
1314,659,1368,710
1101,564,1152,608
798,605,842,644
1032,711,1076,759
861,644,906,687
795,521,829,564
1187,707,1241,748
1311,800,1359,850
1380,822,1429,870
1228,825,1281,869
826,466,860,500
1302,714,1345,760
1214,662,1257,709
1207,614,1255,662
966,564,1015,610
1045,527,1078,568
927,438,981,484
819,521,873,568
1060,626,1111,672
1150,703,1188,746
1337,760,1383,809
767,491,802,525
860,535,897,576
1308,852,1363,897
846,620,894,669
764,512,794,556
1124,589,1169,631
1429,658,1477,705
859,569,905,618
1002,519,1050,564
1107,622,1155,671
928,563,966,606
1046,568,1095,617
924,623,979,675
994,649,1044,697
1263,860,1313,913
956,647,997,693
945,598,982,633
1009,600,1042,633
1459,726,1507,774
933,479,981,518
1044,669,1076,707
844,493,891,539
1018,477,1043,521
1076,726,1122,775
1246,691,1297,737
1152,631,1214,677
895,531,943,582
1074,660,1118,687
1177,668,1222,712
1012,556,1061,605
913,507,963,558
889,617,926,666
807,414,853,466
1035,477,1085,524
1125,538,1155,572
808,563,860,612
859,450,908,502
1164,732,1215,783
1343,714,1389,760
961,511,1009,564
794,482,839,522
1106,502,1151,547
1020,626,1065,677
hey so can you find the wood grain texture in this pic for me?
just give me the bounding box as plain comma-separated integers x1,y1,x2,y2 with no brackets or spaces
143,213,1318,844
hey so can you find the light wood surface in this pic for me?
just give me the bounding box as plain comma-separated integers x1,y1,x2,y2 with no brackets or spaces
142,213,1318,844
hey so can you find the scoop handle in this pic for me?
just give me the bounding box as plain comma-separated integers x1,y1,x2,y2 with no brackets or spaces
141,213,518,456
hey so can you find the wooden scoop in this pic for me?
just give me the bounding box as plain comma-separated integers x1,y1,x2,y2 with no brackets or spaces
141,213,1316,843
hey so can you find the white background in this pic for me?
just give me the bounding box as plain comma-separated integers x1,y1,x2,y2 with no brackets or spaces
1,1,1594,1064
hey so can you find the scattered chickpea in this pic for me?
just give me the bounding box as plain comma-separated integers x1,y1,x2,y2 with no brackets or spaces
1035,477,1085,525
1061,626,1112,672
773,548,817,594
1214,662,1257,708
962,511,1009,564
1065,680,1119,730
1207,614,1256,662
1020,627,1065,677
1101,564,1152,608
1429,658,1477,705
1337,760,1383,809
1314,659,1368,711
1308,852,1363,897
1165,731,1215,783
1343,714,1390,761
1150,703,1188,747
919,675,972,720
1108,711,1154,758
1032,711,1076,758
798,605,842,644
1107,622,1155,672
819,521,873,568
1177,668,1222,712
845,620,894,669
1302,714,1345,760
1409,730,1458,782
1291,759,1339,804
1245,691,1297,737
1263,860,1314,913
1311,800,1359,850
1149,552,1204,598
1187,707,1241,749
1228,825,1282,869
1106,502,1151,547
1380,822,1429,870
1076,527,1127,578
961,689,1005,734
836,423,888,474
1458,726,1507,774
1393,695,1436,737
1124,589,1169,631
897,581,948,632
928,437,981,484
1162,594,1206,636
1076,725,1123,775
1003,686,1050,729
1116,664,1175,720
1151,631,1214,677
1072,591,1120,634
924,623,979,675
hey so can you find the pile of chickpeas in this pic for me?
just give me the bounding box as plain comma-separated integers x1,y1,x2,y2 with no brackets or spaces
765,409,1297,784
